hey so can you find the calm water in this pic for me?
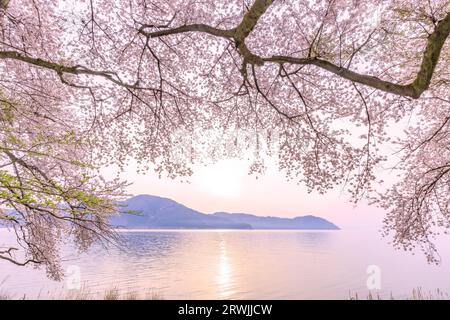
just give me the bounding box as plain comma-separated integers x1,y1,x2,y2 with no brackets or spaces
1,228,450,299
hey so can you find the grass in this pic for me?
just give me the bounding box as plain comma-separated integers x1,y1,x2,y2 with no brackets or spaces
1,286,448,300
103,287,120,300
0,279,12,300
349,287,450,300
0,286,164,300
410,287,449,300
101,288,164,300
64,287,164,300
64,286,93,300
0,293,10,300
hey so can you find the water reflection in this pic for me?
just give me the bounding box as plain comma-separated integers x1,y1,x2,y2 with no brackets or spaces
1,229,450,299
216,236,233,299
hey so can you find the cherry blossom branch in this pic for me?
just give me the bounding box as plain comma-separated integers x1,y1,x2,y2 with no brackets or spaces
140,23,234,39
140,0,273,66
141,4,450,99
0,251,43,266
0,50,154,90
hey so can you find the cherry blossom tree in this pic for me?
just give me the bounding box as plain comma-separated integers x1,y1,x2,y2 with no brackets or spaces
0,0,449,277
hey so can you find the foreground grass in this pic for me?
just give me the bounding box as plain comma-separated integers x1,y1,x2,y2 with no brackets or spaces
1,287,448,300
349,287,450,300
101,288,163,300
0,287,164,300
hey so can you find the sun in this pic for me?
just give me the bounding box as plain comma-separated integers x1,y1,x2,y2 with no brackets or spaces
194,160,243,198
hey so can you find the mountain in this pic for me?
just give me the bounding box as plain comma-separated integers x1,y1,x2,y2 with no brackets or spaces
213,212,339,230
111,195,251,229
111,194,340,230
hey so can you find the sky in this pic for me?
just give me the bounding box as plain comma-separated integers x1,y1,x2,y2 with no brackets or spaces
105,157,387,230
86,0,402,232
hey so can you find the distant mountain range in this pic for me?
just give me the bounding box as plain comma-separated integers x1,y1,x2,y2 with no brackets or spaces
110,195,339,230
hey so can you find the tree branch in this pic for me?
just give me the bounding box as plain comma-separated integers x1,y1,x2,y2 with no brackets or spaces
264,12,450,99
0,0,9,11
0,248,42,267
264,55,419,97
263,12,450,99
410,11,450,96
140,0,274,66
233,0,274,65
140,23,234,39
140,6,450,99
0,50,152,90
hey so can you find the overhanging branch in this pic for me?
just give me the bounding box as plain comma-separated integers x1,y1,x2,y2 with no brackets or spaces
140,5,450,99
140,24,234,39
264,10,449,99
0,50,153,90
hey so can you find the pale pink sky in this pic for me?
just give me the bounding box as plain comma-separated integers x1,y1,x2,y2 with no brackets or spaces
105,158,387,230
102,101,409,231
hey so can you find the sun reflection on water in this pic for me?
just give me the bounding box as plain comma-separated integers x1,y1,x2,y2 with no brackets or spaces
216,236,234,299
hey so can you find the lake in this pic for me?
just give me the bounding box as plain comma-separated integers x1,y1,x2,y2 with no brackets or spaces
1,228,450,299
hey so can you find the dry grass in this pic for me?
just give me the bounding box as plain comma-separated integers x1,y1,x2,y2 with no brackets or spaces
125,291,139,300
0,285,164,300
103,287,120,300
101,288,163,300
64,286,92,300
410,287,449,300
0,293,10,300
0,279,11,300
349,287,449,300
2,286,448,300
146,292,163,300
